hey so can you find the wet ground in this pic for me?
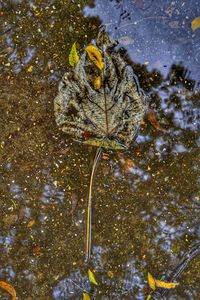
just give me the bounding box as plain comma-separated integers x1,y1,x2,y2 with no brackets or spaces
0,0,200,299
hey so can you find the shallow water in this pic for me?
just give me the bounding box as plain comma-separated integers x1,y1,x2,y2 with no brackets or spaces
0,0,200,299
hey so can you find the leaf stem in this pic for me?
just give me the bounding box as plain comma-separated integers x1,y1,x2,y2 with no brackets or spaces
85,146,102,261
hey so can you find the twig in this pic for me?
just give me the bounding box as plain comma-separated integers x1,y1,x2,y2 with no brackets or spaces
68,279,89,294
85,146,102,261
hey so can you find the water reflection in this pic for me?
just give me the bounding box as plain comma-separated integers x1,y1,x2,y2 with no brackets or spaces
0,0,199,299
84,0,200,86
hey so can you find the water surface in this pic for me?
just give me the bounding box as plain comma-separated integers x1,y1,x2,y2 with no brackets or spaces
0,0,200,299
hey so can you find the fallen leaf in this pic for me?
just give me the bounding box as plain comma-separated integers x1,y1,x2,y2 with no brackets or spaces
146,295,152,300
147,272,156,291
147,109,166,132
191,16,200,31
69,43,79,67
88,269,98,286
147,272,179,291
85,45,104,70
102,153,109,160
83,292,90,300
155,279,179,289
93,76,101,90
27,65,33,73
0,281,16,300
32,245,42,256
27,219,35,228
124,158,135,169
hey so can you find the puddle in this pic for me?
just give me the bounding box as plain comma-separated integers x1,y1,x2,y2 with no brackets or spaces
0,0,200,299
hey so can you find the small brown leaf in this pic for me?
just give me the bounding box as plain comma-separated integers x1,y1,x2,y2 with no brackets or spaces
147,109,166,132
191,16,200,31
124,158,135,169
32,245,42,256
85,45,104,70
0,281,16,300
102,153,109,160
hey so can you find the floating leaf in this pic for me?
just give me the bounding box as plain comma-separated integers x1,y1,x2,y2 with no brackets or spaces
191,16,200,31
27,219,35,228
0,281,16,300
83,292,90,300
102,152,109,160
88,269,98,286
93,76,101,90
27,65,33,73
147,109,166,132
55,30,146,148
147,272,179,291
147,272,156,291
69,43,79,66
155,279,179,289
146,295,152,300
85,45,104,70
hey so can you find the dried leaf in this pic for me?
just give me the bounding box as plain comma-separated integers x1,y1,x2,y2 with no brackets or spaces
85,45,104,70
88,269,98,286
102,152,109,160
27,65,33,72
147,109,166,132
124,158,135,169
83,292,90,300
155,279,179,289
93,76,101,90
147,272,156,291
191,16,200,31
147,272,179,291
32,245,42,256
54,30,146,149
0,281,16,300
27,219,35,228
69,43,79,66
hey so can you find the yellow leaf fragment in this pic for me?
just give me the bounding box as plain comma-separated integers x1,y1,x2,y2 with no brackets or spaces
148,272,156,291
69,42,80,67
146,295,152,300
0,281,17,300
191,16,200,31
27,219,35,228
155,279,179,289
83,292,90,300
93,76,101,90
27,65,33,72
88,269,98,286
85,45,104,70
147,272,179,291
